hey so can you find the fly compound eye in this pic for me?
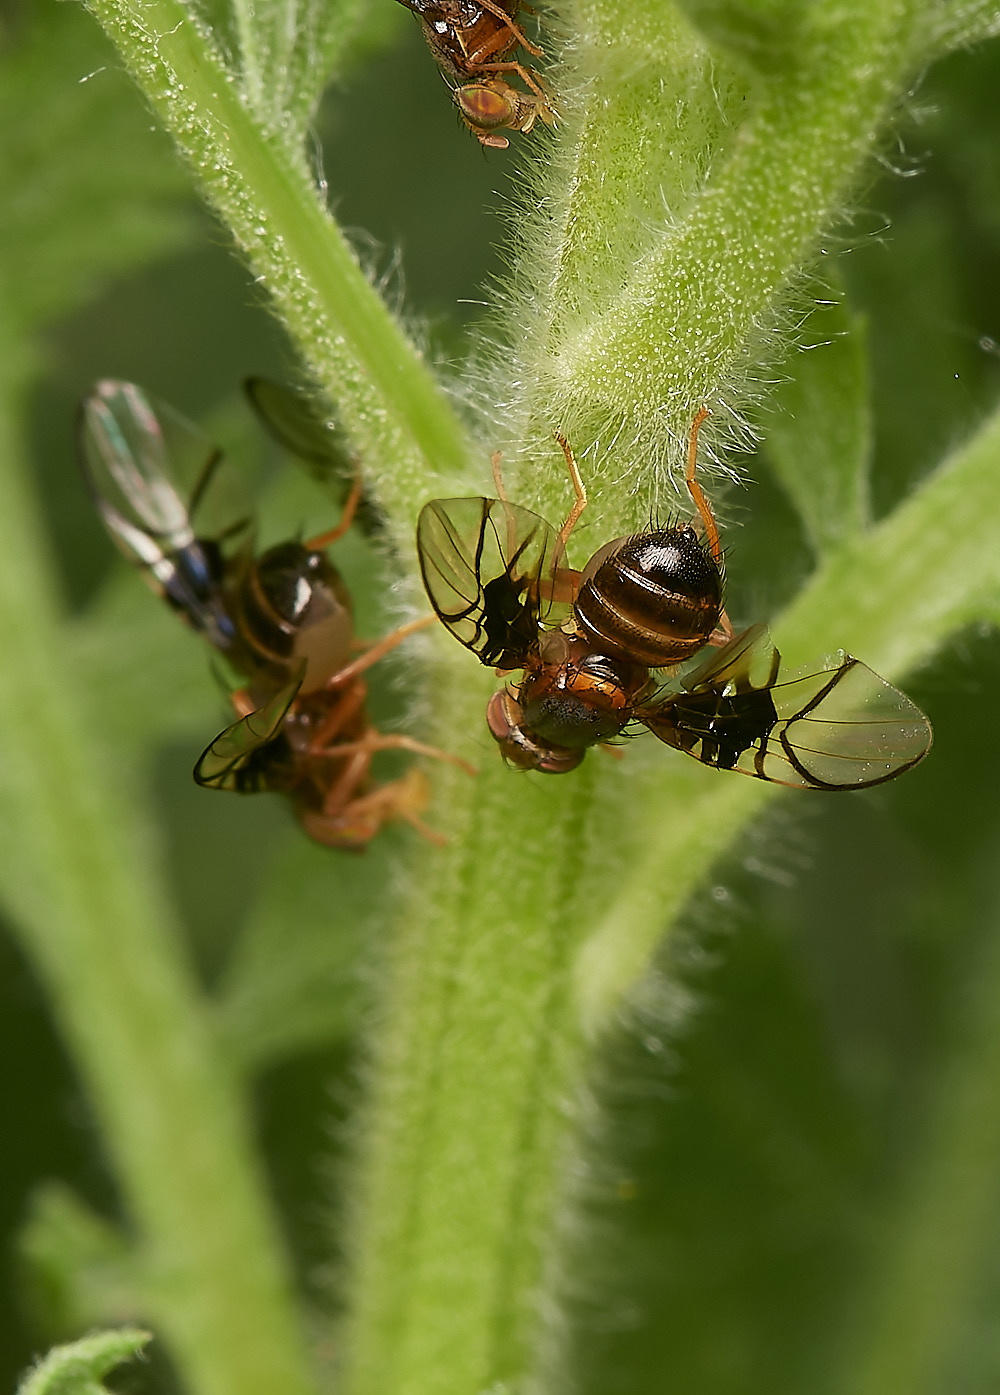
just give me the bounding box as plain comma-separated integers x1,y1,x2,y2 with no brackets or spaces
455,81,518,131
396,0,555,147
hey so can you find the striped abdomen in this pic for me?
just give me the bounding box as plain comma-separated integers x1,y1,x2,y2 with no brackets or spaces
573,525,722,668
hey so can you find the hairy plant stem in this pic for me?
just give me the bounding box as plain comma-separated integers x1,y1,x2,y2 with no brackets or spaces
501,0,927,524
84,0,471,531
0,358,317,1395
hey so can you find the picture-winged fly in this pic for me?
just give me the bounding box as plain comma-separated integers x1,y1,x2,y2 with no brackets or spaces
78,379,471,848
396,0,557,148
416,412,933,786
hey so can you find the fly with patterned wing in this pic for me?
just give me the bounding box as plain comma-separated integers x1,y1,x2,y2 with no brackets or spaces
78,380,471,847
416,414,933,787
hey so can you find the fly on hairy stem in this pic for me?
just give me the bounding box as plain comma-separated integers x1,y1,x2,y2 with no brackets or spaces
416,410,933,786
396,0,558,148
77,379,473,850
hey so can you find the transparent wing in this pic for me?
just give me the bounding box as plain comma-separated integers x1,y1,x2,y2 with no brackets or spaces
416,495,558,668
193,676,302,793
78,380,252,559
243,377,383,536
77,380,253,647
644,625,933,790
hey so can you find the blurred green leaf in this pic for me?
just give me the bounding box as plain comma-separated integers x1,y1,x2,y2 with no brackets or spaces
0,1,194,334
17,1184,141,1340
762,291,871,556
66,570,218,748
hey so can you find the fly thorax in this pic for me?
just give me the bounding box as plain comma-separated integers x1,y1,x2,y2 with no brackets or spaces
518,648,642,749
239,542,355,690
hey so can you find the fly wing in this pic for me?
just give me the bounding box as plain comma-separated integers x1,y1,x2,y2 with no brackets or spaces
193,676,302,792
645,625,933,789
78,380,252,558
757,654,933,788
77,380,253,647
244,377,383,536
416,495,558,668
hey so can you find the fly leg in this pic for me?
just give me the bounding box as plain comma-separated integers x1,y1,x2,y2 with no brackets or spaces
476,0,544,55
304,470,364,550
685,407,722,567
301,767,447,848
324,614,437,690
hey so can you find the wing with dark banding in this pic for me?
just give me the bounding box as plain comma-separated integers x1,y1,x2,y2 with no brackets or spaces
193,676,302,792
416,495,559,669
643,624,933,789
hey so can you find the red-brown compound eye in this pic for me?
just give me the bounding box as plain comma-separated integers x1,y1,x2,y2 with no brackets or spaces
455,81,518,131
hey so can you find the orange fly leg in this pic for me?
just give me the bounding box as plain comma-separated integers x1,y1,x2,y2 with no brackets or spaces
304,470,364,550
552,432,588,569
491,450,509,502
477,0,544,54
708,610,736,647
230,687,257,718
320,746,373,816
304,768,447,848
324,613,436,690
307,679,370,752
329,730,477,777
685,407,722,568
492,449,527,559
479,59,551,104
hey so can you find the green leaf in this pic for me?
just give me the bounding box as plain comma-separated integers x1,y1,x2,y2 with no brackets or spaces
16,1327,151,1395
845,886,1000,1395
762,290,871,555
16,1184,141,1339
0,1,194,333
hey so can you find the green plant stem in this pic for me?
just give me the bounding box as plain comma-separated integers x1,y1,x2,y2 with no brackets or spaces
556,0,922,437
345,669,603,1395
0,363,316,1395
84,0,471,525
502,0,925,521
